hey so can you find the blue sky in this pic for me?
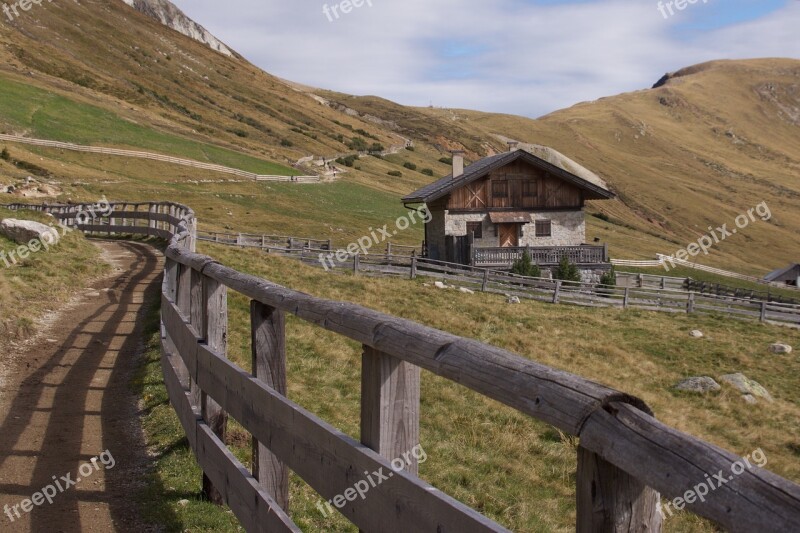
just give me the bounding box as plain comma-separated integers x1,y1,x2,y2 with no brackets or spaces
171,0,800,117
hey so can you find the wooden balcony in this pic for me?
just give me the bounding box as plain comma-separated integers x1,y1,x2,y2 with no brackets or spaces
472,245,608,268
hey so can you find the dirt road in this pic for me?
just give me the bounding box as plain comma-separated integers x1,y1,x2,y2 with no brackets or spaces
0,241,162,532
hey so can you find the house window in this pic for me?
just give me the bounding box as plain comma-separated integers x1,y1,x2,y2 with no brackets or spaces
523,181,537,198
492,180,509,198
466,221,482,239
535,220,552,237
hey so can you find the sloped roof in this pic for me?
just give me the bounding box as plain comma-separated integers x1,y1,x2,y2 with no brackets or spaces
402,146,614,204
764,263,800,282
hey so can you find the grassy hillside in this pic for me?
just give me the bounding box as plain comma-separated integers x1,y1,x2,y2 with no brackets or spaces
0,207,109,341
136,242,800,532
1,0,797,275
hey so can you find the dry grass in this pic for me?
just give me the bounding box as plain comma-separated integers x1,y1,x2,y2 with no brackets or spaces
193,242,800,532
0,207,109,343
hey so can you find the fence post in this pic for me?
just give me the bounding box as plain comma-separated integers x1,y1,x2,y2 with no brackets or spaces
687,292,695,314
638,273,644,288
576,446,662,532
553,281,562,304
623,287,630,309
482,269,490,292
410,255,417,279
261,235,266,249
250,300,289,510
386,242,392,261
353,253,360,275
661,277,666,290
360,345,421,475
202,275,228,505
760,301,767,323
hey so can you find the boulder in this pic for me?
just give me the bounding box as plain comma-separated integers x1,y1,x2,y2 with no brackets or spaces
434,281,447,289
719,373,773,403
459,287,475,294
507,296,521,304
674,376,721,394
0,218,59,245
689,330,704,338
770,343,793,355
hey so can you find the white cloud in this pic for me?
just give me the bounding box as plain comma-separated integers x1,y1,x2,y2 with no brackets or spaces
170,0,800,117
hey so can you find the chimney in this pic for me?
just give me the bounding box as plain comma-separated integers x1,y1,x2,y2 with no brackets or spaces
451,150,464,178
507,141,519,152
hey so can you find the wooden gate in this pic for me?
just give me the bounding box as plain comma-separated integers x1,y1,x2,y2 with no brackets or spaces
446,235,472,265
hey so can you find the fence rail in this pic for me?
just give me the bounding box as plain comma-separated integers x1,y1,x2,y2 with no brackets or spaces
4,201,800,532
612,254,800,292
473,244,607,267
0,134,319,182
196,239,800,328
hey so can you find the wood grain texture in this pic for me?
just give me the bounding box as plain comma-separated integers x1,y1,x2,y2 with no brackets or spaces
361,346,421,476
192,340,509,532
250,300,290,511
161,345,300,532
579,402,800,531
576,446,662,532
202,274,228,505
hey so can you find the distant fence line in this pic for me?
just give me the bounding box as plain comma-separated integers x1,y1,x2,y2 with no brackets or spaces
0,134,319,183
612,254,799,291
192,231,800,328
4,200,800,531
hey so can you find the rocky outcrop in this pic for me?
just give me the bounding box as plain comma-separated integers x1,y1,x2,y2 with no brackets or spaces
119,0,233,57
674,377,721,394
770,343,793,354
0,219,59,245
719,373,773,403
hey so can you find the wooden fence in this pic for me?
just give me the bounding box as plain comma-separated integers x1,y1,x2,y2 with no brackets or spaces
4,201,800,532
193,238,800,328
0,134,319,182
613,254,800,292
472,244,607,268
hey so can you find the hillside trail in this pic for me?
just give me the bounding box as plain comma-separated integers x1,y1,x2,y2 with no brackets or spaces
0,240,163,532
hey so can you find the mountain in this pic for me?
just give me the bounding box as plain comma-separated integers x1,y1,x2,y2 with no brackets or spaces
0,0,797,275
119,0,233,57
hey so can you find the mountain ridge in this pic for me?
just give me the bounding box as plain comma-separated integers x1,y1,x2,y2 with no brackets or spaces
0,0,797,274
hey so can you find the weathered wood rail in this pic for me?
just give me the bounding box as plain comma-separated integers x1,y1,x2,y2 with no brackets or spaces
4,201,800,532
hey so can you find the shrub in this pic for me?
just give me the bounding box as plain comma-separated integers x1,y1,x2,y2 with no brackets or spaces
227,128,248,138
553,255,581,282
439,157,452,165
387,170,402,177
592,212,610,222
348,137,368,151
405,146,415,151
368,142,385,153
599,265,617,287
511,250,541,278
336,154,359,167
403,162,417,171
421,168,434,176
0,147,9,161
280,139,293,147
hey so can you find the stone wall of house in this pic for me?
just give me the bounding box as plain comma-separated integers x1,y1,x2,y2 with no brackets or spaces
443,210,586,248
444,212,498,248
520,211,585,247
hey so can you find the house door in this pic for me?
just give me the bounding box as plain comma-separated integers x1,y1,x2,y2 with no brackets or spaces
498,224,519,248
